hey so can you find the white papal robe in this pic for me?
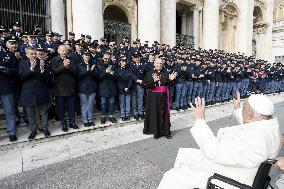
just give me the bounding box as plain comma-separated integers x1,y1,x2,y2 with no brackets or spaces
158,108,282,189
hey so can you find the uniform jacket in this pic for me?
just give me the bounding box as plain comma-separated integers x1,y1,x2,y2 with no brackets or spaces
77,61,98,95
173,63,187,84
116,67,133,95
18,58,52,106
97,61,118,97
0,51,18,95
129,62,145,85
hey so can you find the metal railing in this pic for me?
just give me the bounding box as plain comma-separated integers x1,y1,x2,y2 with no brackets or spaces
0,0,51,32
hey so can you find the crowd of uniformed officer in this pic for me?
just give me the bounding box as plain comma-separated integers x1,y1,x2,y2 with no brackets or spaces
0,22,283,142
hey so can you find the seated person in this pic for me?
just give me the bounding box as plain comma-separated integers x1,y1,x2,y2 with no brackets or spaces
158,92,282,189
274,135,284,172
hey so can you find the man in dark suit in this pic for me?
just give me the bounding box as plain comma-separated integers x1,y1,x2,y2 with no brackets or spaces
18,47,52,139
50,45,79,132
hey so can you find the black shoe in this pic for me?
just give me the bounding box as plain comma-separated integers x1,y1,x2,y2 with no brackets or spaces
182,106,187,110
9,135,17,142
139,114,145,119
28,131,37,140
43,130,51,138
165,135,172,139
125,117,130,121
24,120,29,125
109,117,117,123
134,115,139,120
101,117,106,124
62,123,68,132
69,123,79,129
55,115,60,121
88,122,95,126
122,117,126,121
84,123,90,127
175,107,180,111
76,111,81,116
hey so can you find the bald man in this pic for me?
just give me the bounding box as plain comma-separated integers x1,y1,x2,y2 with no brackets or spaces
158,92,282,189
50,45,79,132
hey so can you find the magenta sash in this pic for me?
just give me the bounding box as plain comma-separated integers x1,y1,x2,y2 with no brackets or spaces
150,86,171,120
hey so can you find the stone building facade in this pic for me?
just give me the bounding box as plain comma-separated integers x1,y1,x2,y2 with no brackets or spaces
273,0,284,63
49,0,275,62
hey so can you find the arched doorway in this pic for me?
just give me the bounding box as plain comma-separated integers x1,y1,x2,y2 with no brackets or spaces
176,11,182,34
219,3,239,53
176,5,194,48
103,5,131,44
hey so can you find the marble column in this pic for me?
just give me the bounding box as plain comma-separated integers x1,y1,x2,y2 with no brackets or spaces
72,0,104,40
235,0,254,56
186,12,193,36
66,0,73,34
50,0,65,37
199,8,203,48
263,0,274,62
160,0,176,47
192,5,200,49
138,0,160,44
202,0,219,50
181,13,187,35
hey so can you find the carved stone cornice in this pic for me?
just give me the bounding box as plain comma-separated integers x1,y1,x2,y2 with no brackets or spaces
176,0,203,6
103,0,137,20
219,2,239,30
190,4,202,12
254,0,267,9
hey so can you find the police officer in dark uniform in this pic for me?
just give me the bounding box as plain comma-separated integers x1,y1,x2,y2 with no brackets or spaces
185,57,195,108
85,35,92,45
164,56,175,109
206,61,217,105
192,60,205,104
69,39,83,64
0,36,19,142
99,37,109,53
12,22,22,38
29,30,40,49
68,32,76,46
19,31,30,59
42,31,57,60
130,51,145,120
53,32,63,49
173,57,187,110
0,26,7,50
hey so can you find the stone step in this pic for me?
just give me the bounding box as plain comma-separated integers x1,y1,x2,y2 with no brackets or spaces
1,92,282,151
0,100,234,151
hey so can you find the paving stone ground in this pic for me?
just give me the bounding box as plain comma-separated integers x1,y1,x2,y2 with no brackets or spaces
0,96,284,189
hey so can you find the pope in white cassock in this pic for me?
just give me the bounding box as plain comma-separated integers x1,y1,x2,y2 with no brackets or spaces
158,92,282,189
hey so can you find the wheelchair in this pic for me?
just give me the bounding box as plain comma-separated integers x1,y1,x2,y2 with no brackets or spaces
206,159,277,189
